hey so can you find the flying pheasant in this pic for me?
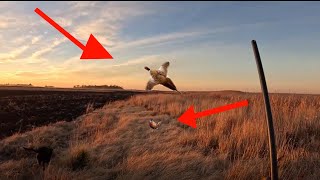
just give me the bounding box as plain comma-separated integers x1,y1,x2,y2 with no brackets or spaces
149,119,161,129
144,61,180,93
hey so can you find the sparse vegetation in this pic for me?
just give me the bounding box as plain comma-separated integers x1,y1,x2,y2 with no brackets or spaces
65,144,90,171
73,85,123,89
0,92,319,179
85,102,95,114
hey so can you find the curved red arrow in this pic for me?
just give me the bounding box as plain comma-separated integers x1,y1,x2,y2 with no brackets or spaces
34,8,113,60
178,99,249,128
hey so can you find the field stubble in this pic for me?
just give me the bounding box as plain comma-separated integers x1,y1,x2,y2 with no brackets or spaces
0,91,319,180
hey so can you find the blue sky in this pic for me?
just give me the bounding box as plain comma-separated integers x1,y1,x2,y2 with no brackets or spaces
0,2,320,93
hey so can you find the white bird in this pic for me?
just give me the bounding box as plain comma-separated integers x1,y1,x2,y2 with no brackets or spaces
144,61,180,93
149,120,161,129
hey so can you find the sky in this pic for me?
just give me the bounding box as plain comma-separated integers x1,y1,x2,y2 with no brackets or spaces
1,1,320,94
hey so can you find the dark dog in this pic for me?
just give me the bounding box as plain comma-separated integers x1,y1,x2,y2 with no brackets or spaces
23,146,53,170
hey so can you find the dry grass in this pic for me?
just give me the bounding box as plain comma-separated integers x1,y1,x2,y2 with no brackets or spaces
0,91,319,180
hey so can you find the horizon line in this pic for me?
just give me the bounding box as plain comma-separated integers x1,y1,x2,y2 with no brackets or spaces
0,84,319,96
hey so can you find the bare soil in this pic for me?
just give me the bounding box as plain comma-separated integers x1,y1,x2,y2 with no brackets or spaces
0,88,143,139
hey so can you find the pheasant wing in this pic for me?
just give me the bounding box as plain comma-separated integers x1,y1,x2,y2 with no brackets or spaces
162,77,178,91
158,62,170,76
146,78,159,90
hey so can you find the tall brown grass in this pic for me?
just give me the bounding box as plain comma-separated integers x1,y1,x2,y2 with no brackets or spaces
0,92,319,180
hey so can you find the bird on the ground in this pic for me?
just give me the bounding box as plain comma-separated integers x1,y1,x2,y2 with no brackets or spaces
144,61,180,93
149,119,161,129
23,146,53,170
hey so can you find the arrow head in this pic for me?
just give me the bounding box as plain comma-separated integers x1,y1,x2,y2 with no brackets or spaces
178,106,197,128
80,34,113,59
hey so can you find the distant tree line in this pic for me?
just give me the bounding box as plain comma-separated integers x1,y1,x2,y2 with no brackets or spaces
73,84,124,89
0,83,33,87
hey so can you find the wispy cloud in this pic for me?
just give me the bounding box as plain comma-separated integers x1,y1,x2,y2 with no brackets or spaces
0,16,18,29
4,1,157,65
68,1,98,10
0,2,155,64
2,2,319,93
69,2,155,48
108,55,162,68
15,71,47,77
112,21,271,51
72,19,119,47
113,31,205,50
0,45,29,62
31,38,67,59
52,17,72,27
31,36,42,44
60,54,162,72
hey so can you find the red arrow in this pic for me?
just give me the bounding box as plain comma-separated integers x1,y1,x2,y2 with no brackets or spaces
34,8,113,60
178,99,249,128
